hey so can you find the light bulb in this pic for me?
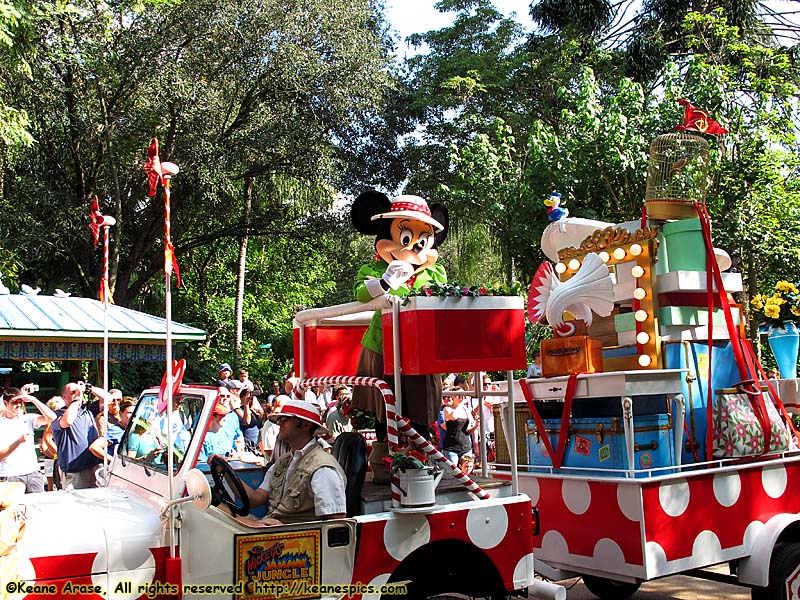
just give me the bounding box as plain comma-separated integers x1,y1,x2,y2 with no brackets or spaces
630,243,643,256
568,259,581,271
634,310,648,322
633,287,646,300
636,331,650,344
613,247,626,260
631,265,645,278
555,262,567,274
638,354,652,367
598,251,610,263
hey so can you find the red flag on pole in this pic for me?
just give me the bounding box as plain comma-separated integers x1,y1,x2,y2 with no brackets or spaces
88,195,115,304
88,195,104,246
144,139,164,197
144,138,181,287
675,99,728,134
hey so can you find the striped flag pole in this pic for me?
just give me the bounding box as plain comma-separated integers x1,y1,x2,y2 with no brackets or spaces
89,195,116,475
144,138,180,559
101,221,112,472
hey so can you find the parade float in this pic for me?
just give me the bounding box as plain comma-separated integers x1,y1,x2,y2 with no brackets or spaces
0,147,560,600
496,102,800,600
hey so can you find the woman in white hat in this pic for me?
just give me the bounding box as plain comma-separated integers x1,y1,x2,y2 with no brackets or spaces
0,385,57,493
226,399,346,526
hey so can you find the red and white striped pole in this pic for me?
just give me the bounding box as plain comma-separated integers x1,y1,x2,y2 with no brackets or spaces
296,375,489,502
101,216,115,471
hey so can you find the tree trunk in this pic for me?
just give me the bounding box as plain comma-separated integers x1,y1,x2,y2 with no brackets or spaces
234,176,253,365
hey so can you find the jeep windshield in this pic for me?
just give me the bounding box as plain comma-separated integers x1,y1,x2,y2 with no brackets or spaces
119,392,205,472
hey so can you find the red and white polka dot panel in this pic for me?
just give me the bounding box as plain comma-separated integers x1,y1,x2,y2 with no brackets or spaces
351,497,535,598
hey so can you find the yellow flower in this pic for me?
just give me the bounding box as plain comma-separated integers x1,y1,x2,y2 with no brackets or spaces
776,281,794,292
765,304,781,319
751,297,764,309
792,305,800,317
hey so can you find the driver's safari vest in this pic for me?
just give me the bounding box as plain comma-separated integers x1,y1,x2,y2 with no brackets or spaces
266,444,345,524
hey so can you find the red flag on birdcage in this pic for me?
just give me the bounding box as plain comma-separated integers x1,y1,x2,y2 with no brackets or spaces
675,99,728,134
144,138,181,287
88,195,104,246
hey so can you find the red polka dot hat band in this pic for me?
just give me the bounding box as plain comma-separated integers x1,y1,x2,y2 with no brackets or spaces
370,194,444,232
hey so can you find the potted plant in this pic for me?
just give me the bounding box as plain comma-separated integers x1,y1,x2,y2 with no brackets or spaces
384,446,443,509
751,281,800,378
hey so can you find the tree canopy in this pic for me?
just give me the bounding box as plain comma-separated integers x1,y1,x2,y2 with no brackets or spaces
0,0,798,388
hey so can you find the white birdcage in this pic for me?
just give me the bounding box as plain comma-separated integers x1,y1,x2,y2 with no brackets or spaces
644,132,709,220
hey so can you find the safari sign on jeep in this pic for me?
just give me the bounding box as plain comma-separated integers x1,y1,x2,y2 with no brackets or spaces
0,299,562,600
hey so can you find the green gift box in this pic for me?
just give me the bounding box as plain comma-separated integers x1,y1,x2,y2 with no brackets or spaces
614,312,636,333
657,218,707,274
658,306,741,327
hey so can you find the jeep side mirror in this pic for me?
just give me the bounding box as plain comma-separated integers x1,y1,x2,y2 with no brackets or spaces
160,468,211,517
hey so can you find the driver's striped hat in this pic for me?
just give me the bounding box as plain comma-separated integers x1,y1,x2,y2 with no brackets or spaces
268,398,329,434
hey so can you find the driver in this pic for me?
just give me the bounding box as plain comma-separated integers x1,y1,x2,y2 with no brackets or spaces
214,399,346,526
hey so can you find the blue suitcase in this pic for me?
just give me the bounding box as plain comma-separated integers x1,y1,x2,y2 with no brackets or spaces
526,414,676,476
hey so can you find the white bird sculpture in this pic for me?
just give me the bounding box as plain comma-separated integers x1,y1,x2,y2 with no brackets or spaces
54,288,71,298
0,274,9,295
528,253,614,336
19,284,41,296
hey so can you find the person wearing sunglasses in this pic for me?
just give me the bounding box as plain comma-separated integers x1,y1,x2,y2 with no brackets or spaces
198,402,235,463
215,399,345,526
0,384,57,493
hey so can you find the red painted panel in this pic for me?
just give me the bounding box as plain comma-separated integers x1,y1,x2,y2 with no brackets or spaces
383,307,526,375
293,324,367,378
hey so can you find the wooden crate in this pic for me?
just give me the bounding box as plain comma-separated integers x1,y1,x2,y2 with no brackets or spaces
492,403,530,468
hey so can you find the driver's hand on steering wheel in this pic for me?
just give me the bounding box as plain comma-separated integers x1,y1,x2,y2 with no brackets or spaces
207,453,226,465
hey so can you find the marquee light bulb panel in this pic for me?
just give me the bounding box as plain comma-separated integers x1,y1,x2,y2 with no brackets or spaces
557,227,662,371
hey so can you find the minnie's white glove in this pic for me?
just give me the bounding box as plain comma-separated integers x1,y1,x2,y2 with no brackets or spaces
364,260,415,298
382,260,415,290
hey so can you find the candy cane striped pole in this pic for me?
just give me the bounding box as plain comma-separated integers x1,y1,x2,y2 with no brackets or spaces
395,415,490,500
297,375,490,502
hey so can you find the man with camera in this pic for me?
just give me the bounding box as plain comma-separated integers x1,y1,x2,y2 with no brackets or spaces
50,382,107,489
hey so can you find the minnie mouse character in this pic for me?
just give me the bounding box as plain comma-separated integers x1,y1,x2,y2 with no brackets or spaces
350,191,448,480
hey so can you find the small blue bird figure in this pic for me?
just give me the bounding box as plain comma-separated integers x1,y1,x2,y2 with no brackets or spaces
544,191,569,232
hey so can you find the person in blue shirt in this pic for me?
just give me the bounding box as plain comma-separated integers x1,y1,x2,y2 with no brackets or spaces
50,383,104,489
89,420,124,459
198,402,236,463
126,422,160,459
217,388,243,454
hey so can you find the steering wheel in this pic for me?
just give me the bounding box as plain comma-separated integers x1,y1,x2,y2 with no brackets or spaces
208,455,250,516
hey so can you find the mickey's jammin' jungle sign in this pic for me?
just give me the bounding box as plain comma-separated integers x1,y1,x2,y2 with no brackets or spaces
235,530,321,600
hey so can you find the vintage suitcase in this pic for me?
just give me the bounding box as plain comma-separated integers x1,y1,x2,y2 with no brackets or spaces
661,340,739,464
526,414,675,476
541,335,603,377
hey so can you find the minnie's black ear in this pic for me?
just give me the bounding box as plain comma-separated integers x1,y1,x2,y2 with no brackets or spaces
431,203,449,247
351,191,392,235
